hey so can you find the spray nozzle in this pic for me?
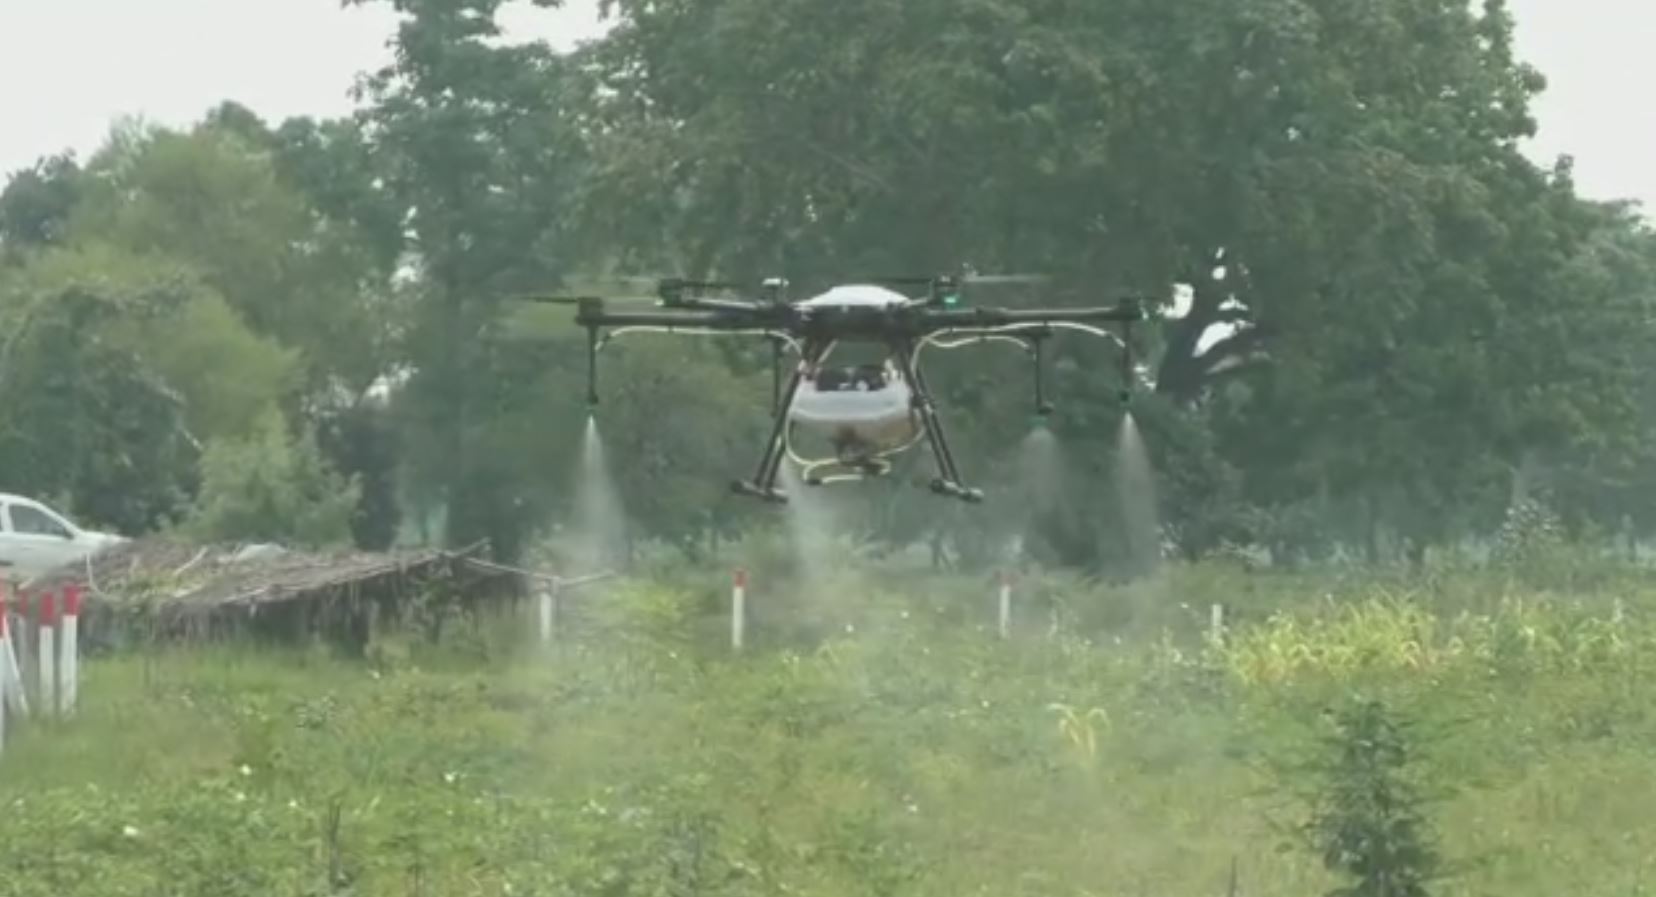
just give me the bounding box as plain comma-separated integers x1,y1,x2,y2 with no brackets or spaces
585,325,601,408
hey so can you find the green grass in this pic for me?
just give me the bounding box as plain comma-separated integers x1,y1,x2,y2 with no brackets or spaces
4,564,1656,895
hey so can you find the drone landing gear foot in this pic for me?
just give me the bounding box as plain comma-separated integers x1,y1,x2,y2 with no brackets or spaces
731,479,788,503
929,478,985,503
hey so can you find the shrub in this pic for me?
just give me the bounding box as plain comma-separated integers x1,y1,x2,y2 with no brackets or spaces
185,408,360,548
1303,698,1442,897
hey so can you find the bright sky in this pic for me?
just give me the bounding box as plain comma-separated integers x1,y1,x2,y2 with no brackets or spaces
0,0,609,175
0,0,1650,214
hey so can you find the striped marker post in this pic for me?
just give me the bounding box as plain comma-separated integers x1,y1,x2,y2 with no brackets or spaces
731,568,748,652
0,594,6,752
0,587,25,720
13,590,29,700
38,592,56,719
59,585,79,717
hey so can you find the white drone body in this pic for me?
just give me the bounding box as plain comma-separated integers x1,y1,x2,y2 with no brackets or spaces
792,283,916,311
785,285,924,479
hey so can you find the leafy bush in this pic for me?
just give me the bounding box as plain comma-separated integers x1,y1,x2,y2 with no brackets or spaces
185,408,360,547
1303,699,1443,897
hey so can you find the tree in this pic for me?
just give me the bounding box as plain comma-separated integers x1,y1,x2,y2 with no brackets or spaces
347,0,592,559
186,409,361,548
580,0,1655,562
0,245,204,532
0,153,82,258
65,120,400,406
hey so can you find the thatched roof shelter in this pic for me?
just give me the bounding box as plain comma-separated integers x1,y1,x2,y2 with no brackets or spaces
25,537,517,653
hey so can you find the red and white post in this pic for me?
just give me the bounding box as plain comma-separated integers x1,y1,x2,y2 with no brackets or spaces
13,590,29,699
731,568,748,652
37,591,56,719
59,585,79,717
997,571,1013,640
0,594,6,752
0,586,25,720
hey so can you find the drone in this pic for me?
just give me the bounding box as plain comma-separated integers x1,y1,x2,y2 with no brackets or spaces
533,273,1146,504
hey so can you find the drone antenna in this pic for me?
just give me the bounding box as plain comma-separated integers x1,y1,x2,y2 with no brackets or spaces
761,276,789,304
657,279,686,308
932,273,961,307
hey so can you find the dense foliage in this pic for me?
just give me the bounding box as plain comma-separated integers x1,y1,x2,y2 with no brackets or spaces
1,0,1653,569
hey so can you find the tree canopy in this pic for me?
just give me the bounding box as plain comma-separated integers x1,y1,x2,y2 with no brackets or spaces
1,0,1651,569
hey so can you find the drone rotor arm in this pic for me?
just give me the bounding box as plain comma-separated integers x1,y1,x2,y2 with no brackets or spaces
575,307,785,330
672,297,775,313
917,302,1144,329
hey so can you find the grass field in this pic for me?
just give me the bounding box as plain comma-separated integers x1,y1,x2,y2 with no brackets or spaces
3,560,1656,896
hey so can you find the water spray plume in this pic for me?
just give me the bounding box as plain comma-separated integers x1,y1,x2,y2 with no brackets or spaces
571,415,628,573
1009,423,1068,570
1116,411,1162,577
778,464,839,594
1017,425,1065,515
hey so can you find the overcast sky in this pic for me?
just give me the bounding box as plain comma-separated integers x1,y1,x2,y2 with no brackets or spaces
1,0,1650,213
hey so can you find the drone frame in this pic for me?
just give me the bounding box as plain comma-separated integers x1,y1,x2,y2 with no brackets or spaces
549,275,1146,504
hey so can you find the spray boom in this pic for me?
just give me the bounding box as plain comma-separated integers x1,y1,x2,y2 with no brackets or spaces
537,275,1150,505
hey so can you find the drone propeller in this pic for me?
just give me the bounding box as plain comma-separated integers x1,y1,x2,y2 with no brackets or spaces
515,293,663,307
960,273,1052,285
866,270,1049,284
508,274,760,308
859,271,1055,305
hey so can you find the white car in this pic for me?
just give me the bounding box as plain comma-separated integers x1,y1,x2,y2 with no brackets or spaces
0,494,126,584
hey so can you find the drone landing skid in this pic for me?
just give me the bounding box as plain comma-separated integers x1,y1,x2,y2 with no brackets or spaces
929,478,985,503
732,470,984,504
731,478,788,503
800,456,892,487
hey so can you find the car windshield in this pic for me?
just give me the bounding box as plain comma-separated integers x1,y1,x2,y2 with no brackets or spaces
9,503,70,537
